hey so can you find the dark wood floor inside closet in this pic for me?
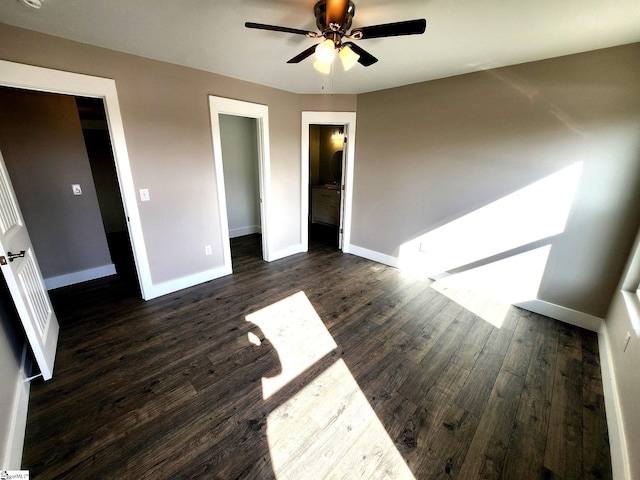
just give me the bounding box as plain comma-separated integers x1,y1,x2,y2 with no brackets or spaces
22,234,612,479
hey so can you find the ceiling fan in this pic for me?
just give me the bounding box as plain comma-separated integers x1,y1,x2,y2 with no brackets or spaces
245,0,426,73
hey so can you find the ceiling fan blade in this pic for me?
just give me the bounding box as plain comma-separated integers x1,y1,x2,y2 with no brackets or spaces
342,42,378,67
326,0,349,27
245,22,314,36
352,19,426,39
287,44,319,64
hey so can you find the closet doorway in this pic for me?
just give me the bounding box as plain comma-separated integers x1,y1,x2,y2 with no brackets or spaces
209,96,272,270
219,113,262,261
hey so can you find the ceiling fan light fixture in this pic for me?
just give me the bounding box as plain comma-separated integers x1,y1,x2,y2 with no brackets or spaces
315,38,335,64
339,44,360,71
313,60,332,75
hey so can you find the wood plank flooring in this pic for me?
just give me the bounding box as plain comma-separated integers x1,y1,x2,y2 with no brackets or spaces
22,235,612,479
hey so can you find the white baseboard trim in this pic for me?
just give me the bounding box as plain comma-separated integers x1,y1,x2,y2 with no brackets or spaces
598,325,631,480
45,264,116,290
514,299,604,332
3,343,31,469
229,225,261,239
144,265,233,300
348,245,400,268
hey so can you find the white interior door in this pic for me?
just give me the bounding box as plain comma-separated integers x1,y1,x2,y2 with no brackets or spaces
0,149,59,380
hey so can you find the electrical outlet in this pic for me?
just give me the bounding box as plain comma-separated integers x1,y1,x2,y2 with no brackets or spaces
623,331,631,352
205,245,212,256
71,184,82,195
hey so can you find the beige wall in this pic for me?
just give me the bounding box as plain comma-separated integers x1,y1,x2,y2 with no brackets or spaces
353,43,640,319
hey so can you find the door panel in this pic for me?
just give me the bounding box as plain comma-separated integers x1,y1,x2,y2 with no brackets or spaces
0,149,58,380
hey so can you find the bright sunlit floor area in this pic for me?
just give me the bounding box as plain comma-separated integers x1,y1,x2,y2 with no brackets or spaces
21,234,611,478
248,291,414,479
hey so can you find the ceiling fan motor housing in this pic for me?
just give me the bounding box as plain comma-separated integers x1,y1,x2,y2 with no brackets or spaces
314,0,356,33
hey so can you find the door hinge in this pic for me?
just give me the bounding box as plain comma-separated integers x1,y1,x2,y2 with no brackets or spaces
0,256,6,265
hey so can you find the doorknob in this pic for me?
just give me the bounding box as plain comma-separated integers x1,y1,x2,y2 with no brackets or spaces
8,251,26,261
0,250,26,265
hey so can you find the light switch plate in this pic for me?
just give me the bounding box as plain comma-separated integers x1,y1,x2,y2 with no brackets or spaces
72,184,82,195
139,189,150,202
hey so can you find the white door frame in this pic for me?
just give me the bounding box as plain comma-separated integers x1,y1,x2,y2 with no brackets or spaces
209,96,272,265
0,60,152,299
301,112,357,253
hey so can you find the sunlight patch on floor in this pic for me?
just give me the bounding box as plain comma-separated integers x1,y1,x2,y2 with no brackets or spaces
431,281,512,328
431,246,551,328
266,358,415,480
246,291,415,479
246,291,337,400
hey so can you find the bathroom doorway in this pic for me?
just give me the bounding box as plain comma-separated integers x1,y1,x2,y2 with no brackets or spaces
301,111,357,254
308,124,345,248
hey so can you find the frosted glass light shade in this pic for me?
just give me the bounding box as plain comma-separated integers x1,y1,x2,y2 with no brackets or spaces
339,45,360,71
315,39,335,64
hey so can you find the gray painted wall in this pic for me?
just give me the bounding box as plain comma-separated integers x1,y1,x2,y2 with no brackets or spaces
353,43,640,319
0,88,113,279
219,114,261,238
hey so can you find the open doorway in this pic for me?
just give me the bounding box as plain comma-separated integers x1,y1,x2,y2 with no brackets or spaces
219,113,263,263
0,60,151,299
0,87,137,294
208,96,272,272
76,96,138,289
301,111,357,254
308,124,345,249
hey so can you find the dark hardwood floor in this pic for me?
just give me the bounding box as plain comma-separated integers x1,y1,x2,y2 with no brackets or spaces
22,235,611,479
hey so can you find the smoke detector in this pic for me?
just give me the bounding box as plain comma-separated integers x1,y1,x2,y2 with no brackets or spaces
18,0,42,9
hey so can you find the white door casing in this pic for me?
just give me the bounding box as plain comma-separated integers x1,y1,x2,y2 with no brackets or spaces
301,112,357,253
209,96,272,265
0,149,59,380
0,59,151,299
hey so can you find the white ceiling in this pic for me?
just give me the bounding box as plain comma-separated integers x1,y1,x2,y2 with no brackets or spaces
1,0,639,94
